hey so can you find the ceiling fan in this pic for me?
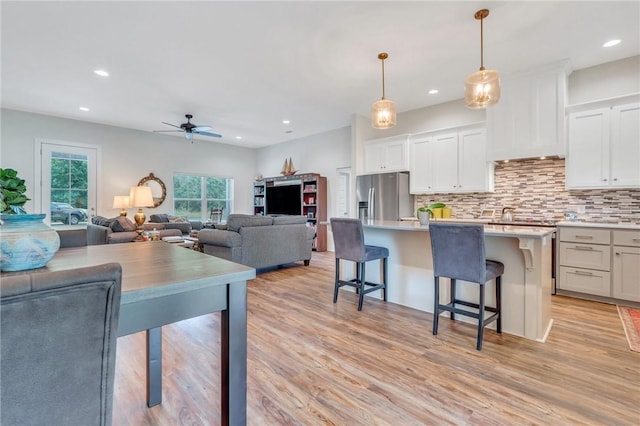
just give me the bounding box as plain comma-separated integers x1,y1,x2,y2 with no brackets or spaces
154,114,222,141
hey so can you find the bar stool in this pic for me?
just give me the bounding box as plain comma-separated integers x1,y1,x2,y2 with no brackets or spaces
428,222,503,350
330,218,388,311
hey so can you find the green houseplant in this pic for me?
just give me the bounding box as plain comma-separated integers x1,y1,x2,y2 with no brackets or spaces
0,167,60,271
0,168,29,214
417,202,446,225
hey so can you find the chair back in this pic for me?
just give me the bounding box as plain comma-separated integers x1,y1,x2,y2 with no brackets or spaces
428,223,487,284
330,218,366,262
1,263,122,426
210,207,224,223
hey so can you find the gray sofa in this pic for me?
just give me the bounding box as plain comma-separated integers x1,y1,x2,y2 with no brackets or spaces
198,214,315,269
87,216,182,245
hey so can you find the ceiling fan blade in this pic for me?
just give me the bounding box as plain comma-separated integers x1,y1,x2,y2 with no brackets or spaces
153,130,184,133
193,126,213,132
161,121,183,129
194,130,222,138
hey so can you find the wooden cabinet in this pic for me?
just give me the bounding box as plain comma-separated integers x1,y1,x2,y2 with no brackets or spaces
364,135,409,173
486,60,570,161
408,127,493,194
557,226,640,303
253,181,265,215
566,102,640,189
613,230,640,302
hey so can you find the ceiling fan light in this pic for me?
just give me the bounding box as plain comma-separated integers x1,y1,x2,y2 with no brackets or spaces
465,68,500,108
185,132,193,140
372,99,397,129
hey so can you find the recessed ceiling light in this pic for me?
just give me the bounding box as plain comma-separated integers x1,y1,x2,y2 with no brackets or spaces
428,89,439,95
79,106,90,111
603,39,621,48
235,136,242,140
282,120,290,124
93,69,109,77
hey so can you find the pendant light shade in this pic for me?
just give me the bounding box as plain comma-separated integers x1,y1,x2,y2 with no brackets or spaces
372,52,396,129
465,9,500,109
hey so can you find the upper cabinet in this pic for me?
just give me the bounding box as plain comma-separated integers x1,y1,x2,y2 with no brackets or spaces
566,102,640,189
486,60,571,161
363,135,409,173
409,127,493,194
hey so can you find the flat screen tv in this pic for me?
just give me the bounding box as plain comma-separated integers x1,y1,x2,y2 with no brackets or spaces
265,183,302,216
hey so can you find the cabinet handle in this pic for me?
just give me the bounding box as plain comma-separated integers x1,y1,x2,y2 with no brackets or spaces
574,235,593,239
632,239,640,242
603,178,608,182
613,178,618,181
574,246,593,251
574,270,594,276
615,252,620,256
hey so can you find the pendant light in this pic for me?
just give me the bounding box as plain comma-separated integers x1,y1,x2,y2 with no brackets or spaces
465,9,500,109
372,52,397,129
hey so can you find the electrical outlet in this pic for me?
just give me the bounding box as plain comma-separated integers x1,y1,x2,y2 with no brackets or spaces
577,205,586,214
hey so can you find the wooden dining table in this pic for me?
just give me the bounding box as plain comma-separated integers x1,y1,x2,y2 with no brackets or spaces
11,241,256,426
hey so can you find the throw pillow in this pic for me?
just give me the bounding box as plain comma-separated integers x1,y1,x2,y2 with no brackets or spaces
215,223,228,230
168,216,187,223
110,216,137,232
92,216,116,227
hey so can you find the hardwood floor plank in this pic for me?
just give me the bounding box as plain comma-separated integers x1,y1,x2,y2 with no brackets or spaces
113,251,640,425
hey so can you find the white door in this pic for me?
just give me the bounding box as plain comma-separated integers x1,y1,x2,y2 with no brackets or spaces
430,133,458,192
458,128,487,192
37,140,99,226
409,136,432,194
566,108,610,189
610,103,640,188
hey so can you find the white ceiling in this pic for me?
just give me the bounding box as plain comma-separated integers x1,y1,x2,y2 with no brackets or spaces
2,1,639,148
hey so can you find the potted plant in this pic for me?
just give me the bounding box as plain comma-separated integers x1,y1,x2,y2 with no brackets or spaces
1,168,60,271
417,202,446,225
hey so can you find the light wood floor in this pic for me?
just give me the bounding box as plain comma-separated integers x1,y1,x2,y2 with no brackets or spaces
113,251,639,425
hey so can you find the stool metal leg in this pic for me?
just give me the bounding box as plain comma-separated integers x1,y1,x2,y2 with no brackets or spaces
496,276,502,333
382,257,388,302
357,262,366,311
477,283,485,351
433,276,440,335
450,278,456,321
333,258,340,303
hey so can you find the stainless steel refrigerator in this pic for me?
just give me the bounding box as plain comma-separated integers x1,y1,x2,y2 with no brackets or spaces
356,172,414,221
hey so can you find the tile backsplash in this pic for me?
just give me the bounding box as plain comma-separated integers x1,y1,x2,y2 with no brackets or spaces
416,157,640,223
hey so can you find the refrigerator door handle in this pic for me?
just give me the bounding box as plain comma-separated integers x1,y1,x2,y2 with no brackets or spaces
370,187,375,220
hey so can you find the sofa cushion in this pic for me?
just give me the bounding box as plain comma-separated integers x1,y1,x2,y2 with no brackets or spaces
272,215,308,225
227,214,273,233
168,216,187,223
110,216,137,232
149,214,170,223
92,216,116,227
198,229,242,248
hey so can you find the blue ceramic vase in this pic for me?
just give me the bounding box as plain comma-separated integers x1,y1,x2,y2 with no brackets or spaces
0,214,60,272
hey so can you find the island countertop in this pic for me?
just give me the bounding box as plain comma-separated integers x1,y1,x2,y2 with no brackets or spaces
362,219,556,238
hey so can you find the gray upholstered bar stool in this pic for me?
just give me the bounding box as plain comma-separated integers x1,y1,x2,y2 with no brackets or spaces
330,218,388,311
428,222,503,350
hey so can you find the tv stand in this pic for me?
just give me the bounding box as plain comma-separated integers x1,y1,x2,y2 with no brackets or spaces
253,173,327,252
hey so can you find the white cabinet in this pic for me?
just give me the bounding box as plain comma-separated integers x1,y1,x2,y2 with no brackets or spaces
486,61,570,161
408,127,493,194
557,226,640,303
566,103,640,189
613,230,640,302
364,135,409,173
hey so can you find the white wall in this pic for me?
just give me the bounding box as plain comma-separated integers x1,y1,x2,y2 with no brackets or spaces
568,55,640,104
0,109,257,217
255,126,351,219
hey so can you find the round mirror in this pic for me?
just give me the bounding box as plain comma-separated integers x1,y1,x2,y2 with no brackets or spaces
137,173,166,208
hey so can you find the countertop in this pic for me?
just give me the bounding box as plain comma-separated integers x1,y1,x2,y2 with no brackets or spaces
555,221,640,230
362,220,556,239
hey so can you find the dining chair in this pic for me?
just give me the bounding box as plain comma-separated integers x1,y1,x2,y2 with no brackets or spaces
330,218,388,311
428,222,503,350
1,263,122,425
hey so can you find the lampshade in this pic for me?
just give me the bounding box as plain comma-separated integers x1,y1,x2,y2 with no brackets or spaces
372,52,397,129
129,186,154,208
465,9,500,109
112,195,130,216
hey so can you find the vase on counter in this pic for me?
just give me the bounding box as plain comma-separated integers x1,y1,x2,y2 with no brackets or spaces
418,211,430,226
0,213,60,272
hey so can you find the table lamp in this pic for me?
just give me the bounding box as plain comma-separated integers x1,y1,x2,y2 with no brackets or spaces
129,186,154,237
112,195,130,216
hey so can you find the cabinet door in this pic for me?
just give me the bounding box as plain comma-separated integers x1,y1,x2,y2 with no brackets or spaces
430,133,458,192
558,266,611,297
458,128,490,192
610,103,640,188
409,136,433,193
364,142,385,172
613,246,640,302
566,108,610,189
384,139,408,171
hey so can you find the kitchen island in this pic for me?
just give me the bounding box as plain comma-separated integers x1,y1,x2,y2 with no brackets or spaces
357,220,555,342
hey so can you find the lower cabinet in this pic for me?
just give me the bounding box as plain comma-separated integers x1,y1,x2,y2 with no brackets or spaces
557,226,640,303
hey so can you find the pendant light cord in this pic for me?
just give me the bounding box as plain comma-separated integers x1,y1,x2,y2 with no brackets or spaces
479,16,485,71
381,57,386,100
